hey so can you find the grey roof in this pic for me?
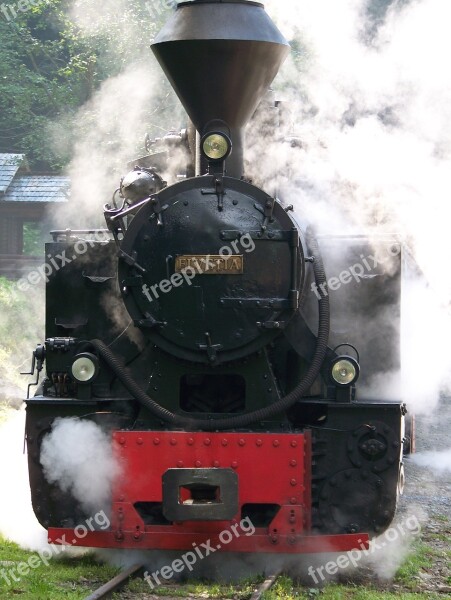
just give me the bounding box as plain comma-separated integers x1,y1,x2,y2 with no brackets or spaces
2,176,70,203
0,153,27,194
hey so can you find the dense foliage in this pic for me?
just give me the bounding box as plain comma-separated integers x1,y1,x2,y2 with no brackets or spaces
0,277,44,389
0,0,396,173
0,0,163,171
23,222,43,255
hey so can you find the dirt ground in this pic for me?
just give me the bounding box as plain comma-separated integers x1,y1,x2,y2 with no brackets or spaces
392,397,451,595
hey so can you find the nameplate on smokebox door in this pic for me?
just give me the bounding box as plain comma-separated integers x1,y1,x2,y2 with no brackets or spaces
175,255,244,275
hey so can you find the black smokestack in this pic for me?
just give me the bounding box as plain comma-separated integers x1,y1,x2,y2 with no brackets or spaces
151,0,290,177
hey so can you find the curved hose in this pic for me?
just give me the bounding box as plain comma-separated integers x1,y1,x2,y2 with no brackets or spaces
90,230,330,431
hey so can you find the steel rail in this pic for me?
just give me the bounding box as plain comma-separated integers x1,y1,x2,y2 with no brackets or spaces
84,563,145,600
249,572,281,600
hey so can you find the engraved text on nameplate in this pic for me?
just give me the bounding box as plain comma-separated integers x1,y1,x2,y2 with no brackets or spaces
175,255,244,275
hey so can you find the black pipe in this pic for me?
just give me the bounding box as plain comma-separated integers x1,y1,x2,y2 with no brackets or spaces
90,231,329,431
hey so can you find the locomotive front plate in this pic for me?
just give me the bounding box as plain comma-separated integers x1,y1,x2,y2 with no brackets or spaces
175,255,244,275
118,176,305,364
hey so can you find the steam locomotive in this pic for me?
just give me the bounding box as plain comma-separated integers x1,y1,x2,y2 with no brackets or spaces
25,0,407,556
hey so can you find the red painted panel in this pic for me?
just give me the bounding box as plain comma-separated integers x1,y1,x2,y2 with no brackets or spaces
48,527,370,554
112,431,306,507
46,431,370,554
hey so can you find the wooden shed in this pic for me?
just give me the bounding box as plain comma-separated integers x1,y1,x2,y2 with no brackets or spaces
0,154,70,278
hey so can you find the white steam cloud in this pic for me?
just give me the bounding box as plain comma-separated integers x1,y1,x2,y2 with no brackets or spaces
54,0,182,228
249,0,451,414
412,449,451,474
0,409,48,551
40,418,121,514
57,63,161,228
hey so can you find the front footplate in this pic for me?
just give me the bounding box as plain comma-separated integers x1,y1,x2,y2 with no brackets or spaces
48,431,370,553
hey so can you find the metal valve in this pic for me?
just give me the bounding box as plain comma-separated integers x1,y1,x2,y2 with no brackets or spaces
21,344,46,399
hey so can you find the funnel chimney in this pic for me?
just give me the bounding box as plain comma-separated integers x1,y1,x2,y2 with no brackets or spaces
151,0,290,177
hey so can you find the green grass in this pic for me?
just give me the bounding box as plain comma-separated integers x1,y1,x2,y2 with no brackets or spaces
259,578,442,599
0,529,447,600
428,533,451,543
434,515,449,524
394,538,451,594
0,536,444,600
119,576,259,598
394,541,434,587
299,588,441,599
0,536,119,600
256,539,447,599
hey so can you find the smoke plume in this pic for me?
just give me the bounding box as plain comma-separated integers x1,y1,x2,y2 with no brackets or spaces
412,449,451,474
0,409,48,551
55,63,161,228
40,418,121,514
51,0,183,228
245,0,451,414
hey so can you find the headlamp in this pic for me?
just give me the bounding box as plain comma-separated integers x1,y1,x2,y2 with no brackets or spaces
331,356,360,387
71,353,99,384
201,132,232,161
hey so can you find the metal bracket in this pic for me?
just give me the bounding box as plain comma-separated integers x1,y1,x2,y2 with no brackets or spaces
54,319,88,331
198,332,223,363
135,312,166,330
118,249,146,274
257,321,287,330
104,210,126,246
82,272,114,284
149,194,166,226
254,199,276,231
46,338,76,352
290,228,300,310
220,298,290,310
121,275,143,295
45,338,76,352
201,176,226,211
220,230,290,242
262,198,276,231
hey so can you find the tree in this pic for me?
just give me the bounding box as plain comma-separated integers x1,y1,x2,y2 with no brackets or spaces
0,0,168,171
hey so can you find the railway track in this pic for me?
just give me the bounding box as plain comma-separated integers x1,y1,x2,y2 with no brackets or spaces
249,571,281,600
84,563,145,600
84,565,280,600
